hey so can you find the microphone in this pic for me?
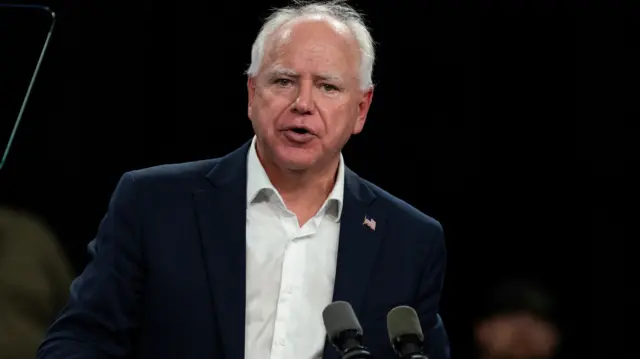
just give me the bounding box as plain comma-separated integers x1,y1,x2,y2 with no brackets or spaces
386,306,428,359
322,301,373,359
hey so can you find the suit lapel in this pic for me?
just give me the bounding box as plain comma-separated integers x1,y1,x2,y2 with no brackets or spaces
193,143,385,359
193,141,251,359
325,168,386,359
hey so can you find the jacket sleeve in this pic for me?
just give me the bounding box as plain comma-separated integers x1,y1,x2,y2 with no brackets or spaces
38,172,145,359
414,221,450,359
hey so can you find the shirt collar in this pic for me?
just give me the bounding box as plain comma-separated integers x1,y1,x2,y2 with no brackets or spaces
246,135,344,221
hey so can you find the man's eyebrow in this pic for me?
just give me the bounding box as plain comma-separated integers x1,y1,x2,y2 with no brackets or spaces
265,67,298,78
265,67,345,83
315,72,344,83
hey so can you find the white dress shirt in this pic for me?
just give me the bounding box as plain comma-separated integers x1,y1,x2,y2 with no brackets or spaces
244,136,344,359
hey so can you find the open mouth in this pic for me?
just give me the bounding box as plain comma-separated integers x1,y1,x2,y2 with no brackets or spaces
290,127,309,134
283,126,315,143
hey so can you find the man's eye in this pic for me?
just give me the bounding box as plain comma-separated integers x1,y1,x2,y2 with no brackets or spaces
321,84,339,92
275,78,293,86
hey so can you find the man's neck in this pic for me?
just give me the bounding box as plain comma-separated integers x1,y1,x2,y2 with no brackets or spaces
257,149,340,223
273,164,337,201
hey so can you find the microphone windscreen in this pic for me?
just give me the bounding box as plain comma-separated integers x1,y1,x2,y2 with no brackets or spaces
386,306,425,343
322,301,362,342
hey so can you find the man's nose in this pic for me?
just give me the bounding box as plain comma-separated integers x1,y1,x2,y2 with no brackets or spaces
292,80,315,115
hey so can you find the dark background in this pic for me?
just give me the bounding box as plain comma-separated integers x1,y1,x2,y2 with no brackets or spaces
1,0,628,357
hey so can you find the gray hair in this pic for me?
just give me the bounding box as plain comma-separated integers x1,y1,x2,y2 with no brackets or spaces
246,1,375,90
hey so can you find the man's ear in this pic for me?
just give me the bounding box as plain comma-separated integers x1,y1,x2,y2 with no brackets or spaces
352,86,374,135
247,77,256,119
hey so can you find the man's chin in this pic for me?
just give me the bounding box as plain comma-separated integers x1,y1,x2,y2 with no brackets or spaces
272,147,319,170
279,159,316,172
272,153,319,172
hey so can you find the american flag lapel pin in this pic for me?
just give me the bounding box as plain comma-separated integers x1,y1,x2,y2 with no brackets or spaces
363,216,376,231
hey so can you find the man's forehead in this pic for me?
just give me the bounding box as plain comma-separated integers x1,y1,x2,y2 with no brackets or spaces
261,18,360,76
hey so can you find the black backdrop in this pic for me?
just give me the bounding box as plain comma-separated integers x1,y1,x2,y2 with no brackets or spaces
1,0,628,358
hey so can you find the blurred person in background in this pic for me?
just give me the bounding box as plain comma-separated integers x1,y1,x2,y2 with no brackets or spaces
0,206,73,359
474,279,560,359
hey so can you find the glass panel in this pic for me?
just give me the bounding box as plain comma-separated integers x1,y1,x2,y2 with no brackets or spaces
0,4,55,170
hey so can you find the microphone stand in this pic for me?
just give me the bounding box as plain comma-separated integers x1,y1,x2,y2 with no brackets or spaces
392,334,429,359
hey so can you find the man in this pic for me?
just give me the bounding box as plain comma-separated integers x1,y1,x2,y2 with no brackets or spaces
38,2,450,359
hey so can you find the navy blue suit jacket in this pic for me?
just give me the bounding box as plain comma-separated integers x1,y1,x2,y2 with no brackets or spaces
38,140,450,359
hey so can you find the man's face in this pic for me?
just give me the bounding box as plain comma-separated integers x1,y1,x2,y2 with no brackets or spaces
247,18,373,171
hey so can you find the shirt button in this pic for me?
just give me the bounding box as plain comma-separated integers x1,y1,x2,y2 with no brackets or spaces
278,339,286,346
